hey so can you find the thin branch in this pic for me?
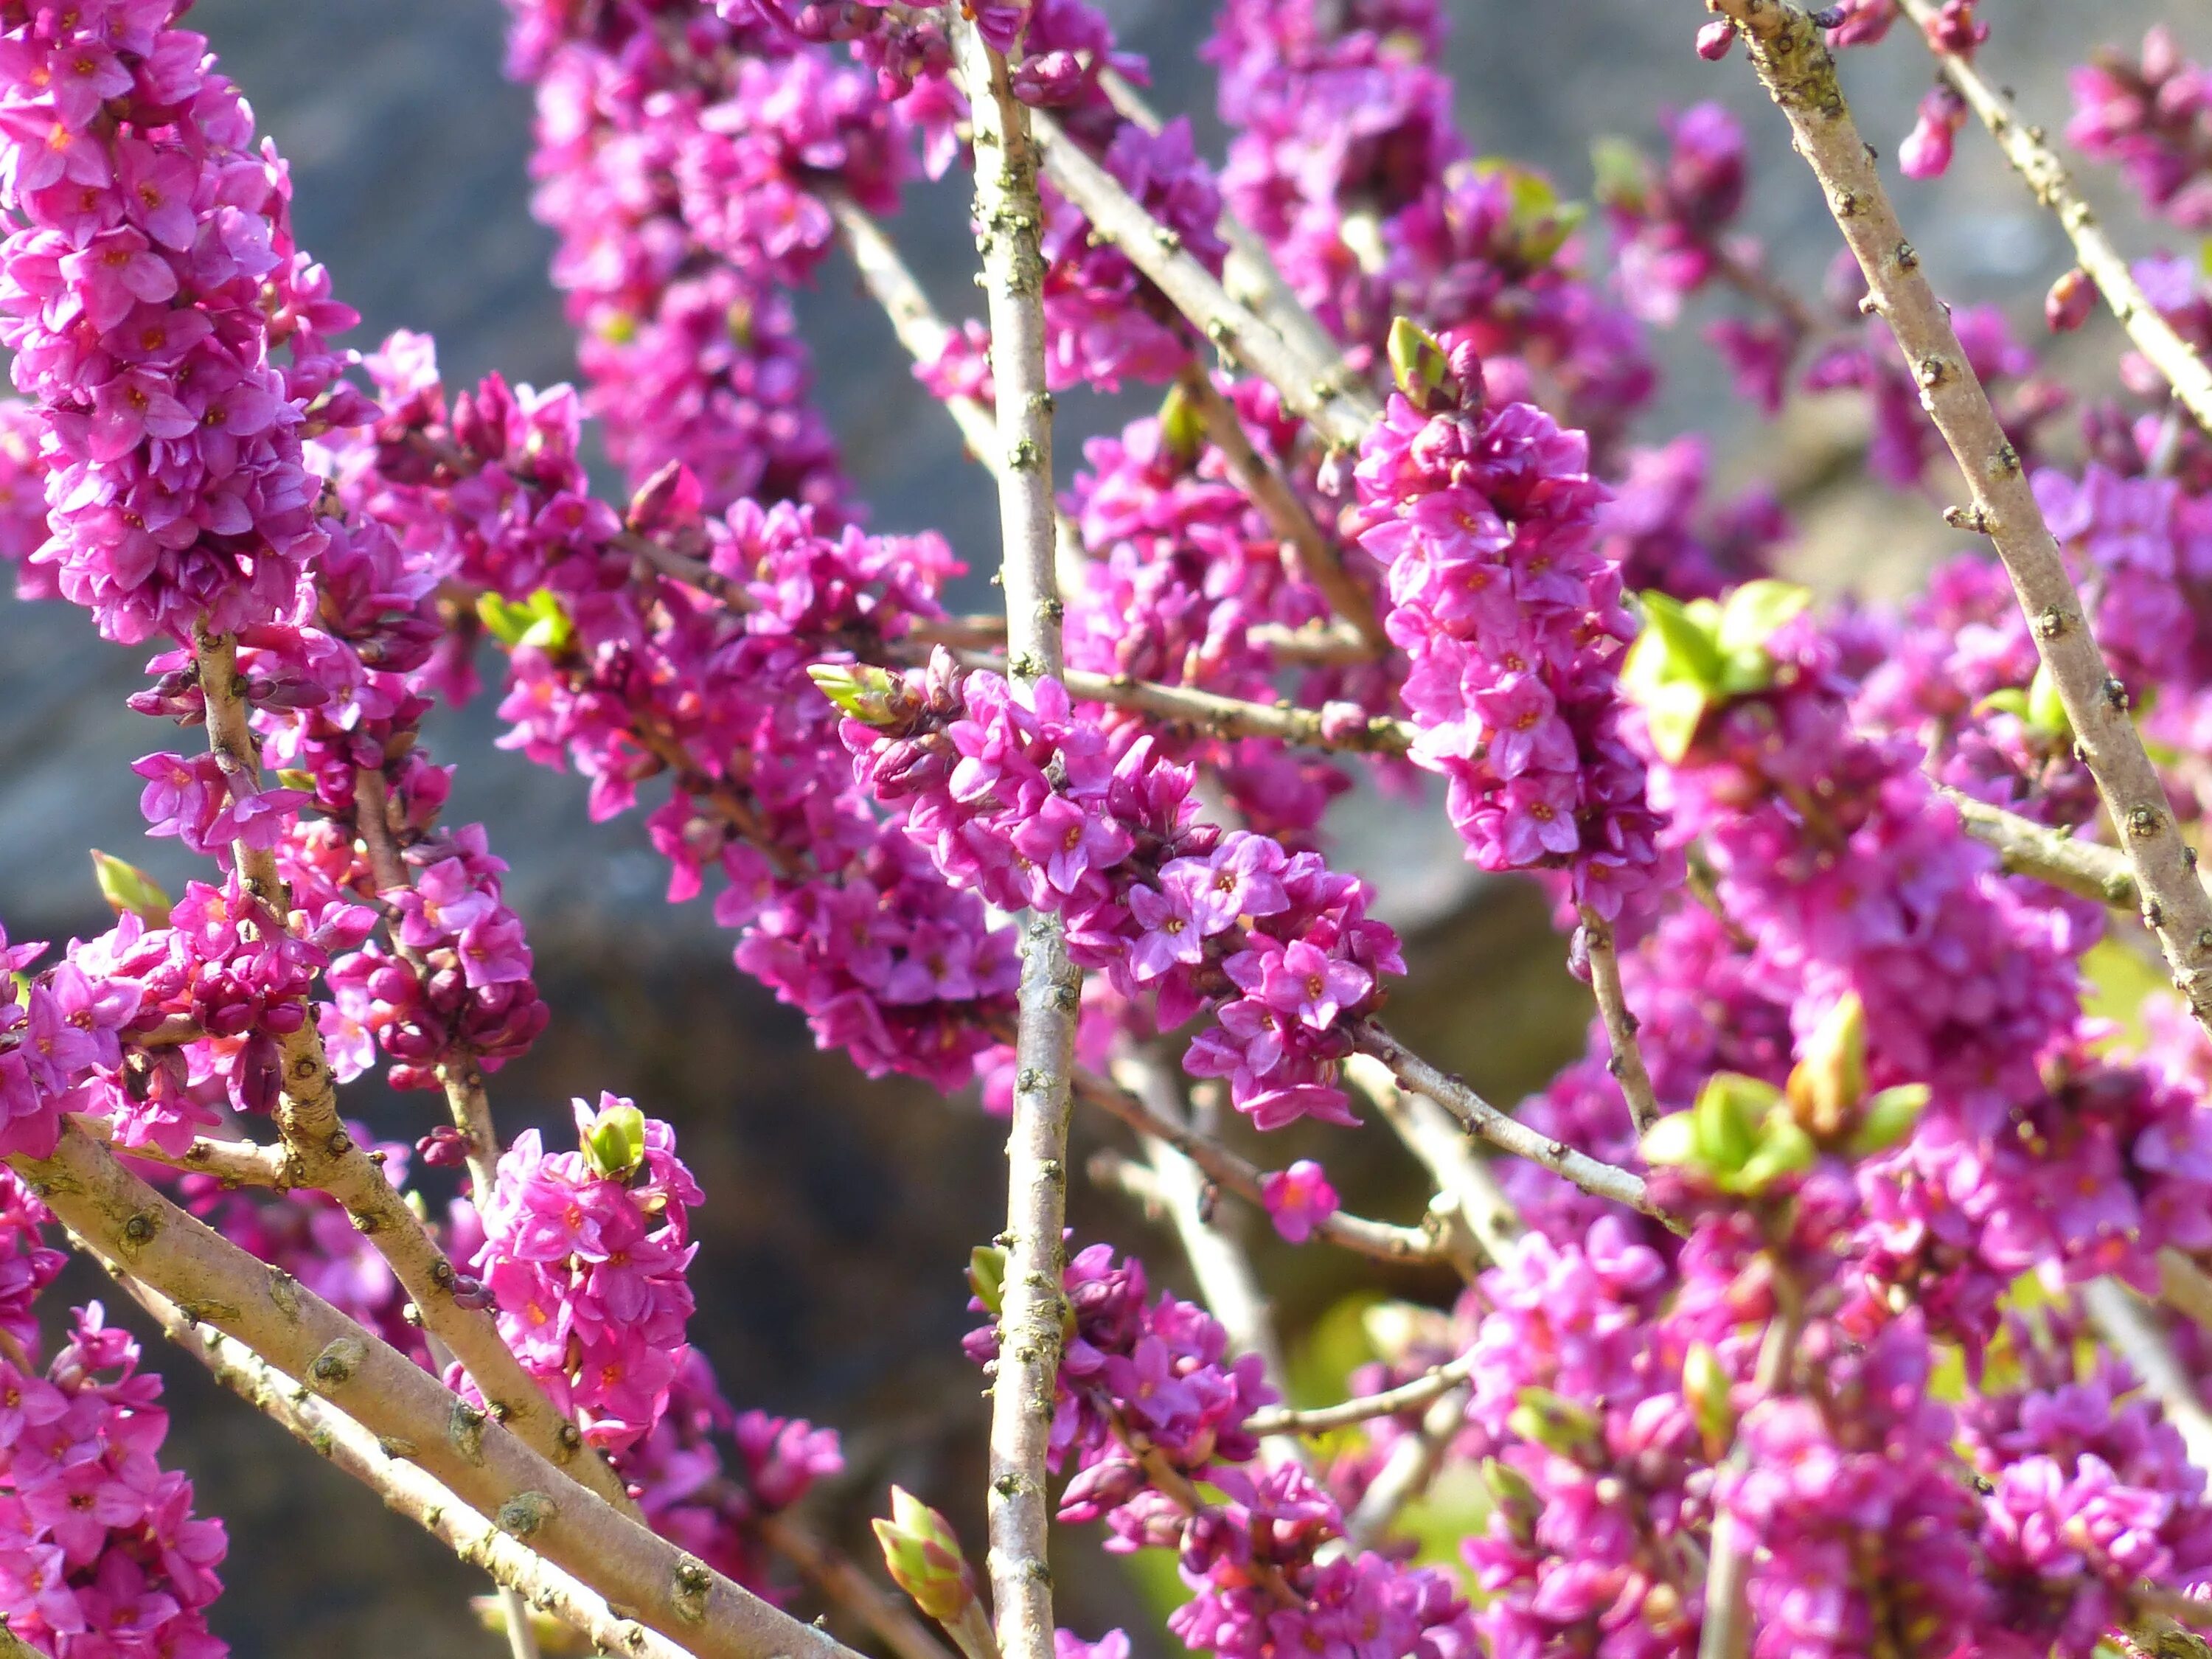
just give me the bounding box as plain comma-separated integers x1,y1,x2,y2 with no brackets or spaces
757,1512,961,1659
1579,908,1661,1135
1342,1382,1467,1548
99,1265,698,1659
12,1120,863,1659
353,768,502,1204
192,630,632,1511
1177,366,1385,654
1094,68,1363,414
920,648,1414,754
1708,0,2212,1033
1029,110,1374,453
1069,1068,1446,1265
1941,786,2136,908
1698,1295,1804,1659
1247,1350,1479,1437
81,1119,296,1189
1341,1054,1518,1270
1113,1054,1296,1425
956,19,1078,1659
2083,1279,2212,1475
1896,0,2212,436
2160,1250,2212,1337
1353,1022,1674,1226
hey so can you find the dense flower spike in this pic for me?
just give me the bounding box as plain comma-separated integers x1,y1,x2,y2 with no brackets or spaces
470,1096,703,1453
2070,27,2212,228
1353,327,1670,923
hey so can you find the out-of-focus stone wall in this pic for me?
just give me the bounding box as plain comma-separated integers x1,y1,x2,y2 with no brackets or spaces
0,1,2193,1652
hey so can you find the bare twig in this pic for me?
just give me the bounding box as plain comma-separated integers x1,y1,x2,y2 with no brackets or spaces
82,1119,296,1189
1708,0,2212,1032
758,1512,961,1659
1248,1350,1479,1437
922,648,1413,754
956,19,1078,1659
1070,1068,1445,1265
1343,1383,1467,1548
1094,69,1360,408
191,630,630,1510
1699,1293,1804,1659
2084,1279,2212,1474
1579,908,1661,1135
1941,787,2136,908
100,1267,698,1659
1897,0,2212,437
2160,1251,2212,1337
1342,1053,1518,1269
1178,366,1385,653
1354,1022,1674,1225
1029,110,1375,453
12,1120,864,1659
353,768,504,1205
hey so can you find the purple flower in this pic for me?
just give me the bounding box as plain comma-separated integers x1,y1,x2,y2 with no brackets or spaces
1259,1161,1339,1244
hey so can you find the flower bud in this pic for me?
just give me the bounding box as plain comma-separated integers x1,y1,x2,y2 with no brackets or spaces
1508,1385,1601,1456
90,849,173,925
1694,19,1738,60
872,1487,980,1627
1683,1341,1736,1459
1787,991,1867,1137
967,1245,1006,1318
1480,1458,1543,1545
1847,1083,1931,1158
2045,268,2097,333
1388,316,1454,412
581,1099,647,1180
807,661,911,728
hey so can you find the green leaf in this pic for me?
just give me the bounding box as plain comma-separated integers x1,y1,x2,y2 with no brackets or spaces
2026,662,2069,737
1975,688,2033,722
1731,1113,1817,1194
1787,991,1867,1132
477,589,573,654
1158,380,1207,465
806,662,908,727
1682,1342,1735,1459
1847,1084,1931,1158
1640,681,1713,765
1716,580,1812,657
1639,1111,1699,1170
1589,135,1649,212
1694,1072,1778,1175
1508,1385,1601,1455
967,1245,1006,1319
1635,591,1728,689
89,849,173,926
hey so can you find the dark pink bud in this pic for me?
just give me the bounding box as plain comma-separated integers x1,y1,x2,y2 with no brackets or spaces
2046,267,2098,333
1695,19,1737,60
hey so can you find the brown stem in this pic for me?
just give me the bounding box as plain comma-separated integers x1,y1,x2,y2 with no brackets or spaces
80,1117,296,1189
1896,0,2212,437
352,768,504,1204
12,1120,864,1659
1069,1068,1444,1265
190,630,632,1512
1698,1289,1804,1659
757,1512,960,1659
1029,110,1374,453
1247,1349,1479,1436
1941,786,2137,908
1342,1382,1467,1548
1341,1053,1520,1269
1177,366,1385,653
1354,1021,1674,1225
1707,0,2212,1032
1579,907,1661,1135
956,19,1077,1659
97,1265,700,1659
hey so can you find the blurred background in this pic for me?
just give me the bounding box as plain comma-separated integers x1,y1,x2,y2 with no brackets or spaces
0,0,2191,1651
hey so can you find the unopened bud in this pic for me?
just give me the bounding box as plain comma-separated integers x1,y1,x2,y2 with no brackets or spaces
2045,268,2096,333
1387,316,1455,411
807,662,911,728
580,1099,647,1180
91,849,173,925
873,1487,979,1627
1695,19,1738,60
1787,992,1867,1137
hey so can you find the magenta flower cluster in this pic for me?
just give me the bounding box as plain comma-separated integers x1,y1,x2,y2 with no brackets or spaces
1352,336,1669,923
967,1245,1477,1659
841,653,1405,1129
470,1096,704,1454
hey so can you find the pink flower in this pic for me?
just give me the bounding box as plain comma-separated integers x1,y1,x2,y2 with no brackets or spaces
1259,1161,1339,1244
